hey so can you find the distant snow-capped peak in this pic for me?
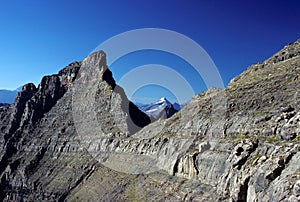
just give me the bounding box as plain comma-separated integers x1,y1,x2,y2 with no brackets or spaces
138,97,180,119
155,97,172,105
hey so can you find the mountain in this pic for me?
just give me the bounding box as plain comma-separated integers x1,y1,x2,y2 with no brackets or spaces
0,87,21,104
172,102,182,111
0,103,10,107
0,40,299,201
138,97,179,119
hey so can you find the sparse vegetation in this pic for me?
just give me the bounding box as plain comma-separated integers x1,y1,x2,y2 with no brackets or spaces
248,154,263,166
230,133,251,144
125,178,146,202
266,135,280,144
291,135,300,143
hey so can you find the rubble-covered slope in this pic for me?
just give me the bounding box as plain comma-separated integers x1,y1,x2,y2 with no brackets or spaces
0,40,299,202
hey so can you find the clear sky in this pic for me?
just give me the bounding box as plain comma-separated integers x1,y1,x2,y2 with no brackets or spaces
0,0,300,103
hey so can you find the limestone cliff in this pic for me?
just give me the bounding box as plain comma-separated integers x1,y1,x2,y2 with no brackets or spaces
0,40,299,201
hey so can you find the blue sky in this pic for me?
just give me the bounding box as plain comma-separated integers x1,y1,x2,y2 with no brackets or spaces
0,0,300,103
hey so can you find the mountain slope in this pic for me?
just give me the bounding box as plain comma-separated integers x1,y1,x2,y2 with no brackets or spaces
139,97,179,119
0,88,20,104
0,54,152,201
0,40,299,201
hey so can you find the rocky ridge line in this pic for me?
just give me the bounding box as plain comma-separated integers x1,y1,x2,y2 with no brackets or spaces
0,40,299,201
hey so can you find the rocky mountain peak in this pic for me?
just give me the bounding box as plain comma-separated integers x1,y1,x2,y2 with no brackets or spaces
270,38,300,64
158,97,168,102
73,50,150,137
21,83,37,93
138,97,178,119
58,61,81,87
229,38,300,86
0,41,299,201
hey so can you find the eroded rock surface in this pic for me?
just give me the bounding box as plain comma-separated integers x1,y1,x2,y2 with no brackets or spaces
0,39,299,201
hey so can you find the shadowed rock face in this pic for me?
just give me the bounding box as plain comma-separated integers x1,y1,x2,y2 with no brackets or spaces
72,51,151,137
0,39,299,201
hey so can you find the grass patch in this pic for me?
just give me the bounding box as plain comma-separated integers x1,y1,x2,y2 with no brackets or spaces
266,135,280,144
230,133,251,143
125,178,147,202
126,179,139,202
248,154,263,166
254,111,268,117
291,135,300,143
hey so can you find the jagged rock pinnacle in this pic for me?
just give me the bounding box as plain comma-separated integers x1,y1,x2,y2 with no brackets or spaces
0,41,298,201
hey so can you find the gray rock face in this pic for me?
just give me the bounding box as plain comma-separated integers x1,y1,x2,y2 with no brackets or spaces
0,39,299,201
